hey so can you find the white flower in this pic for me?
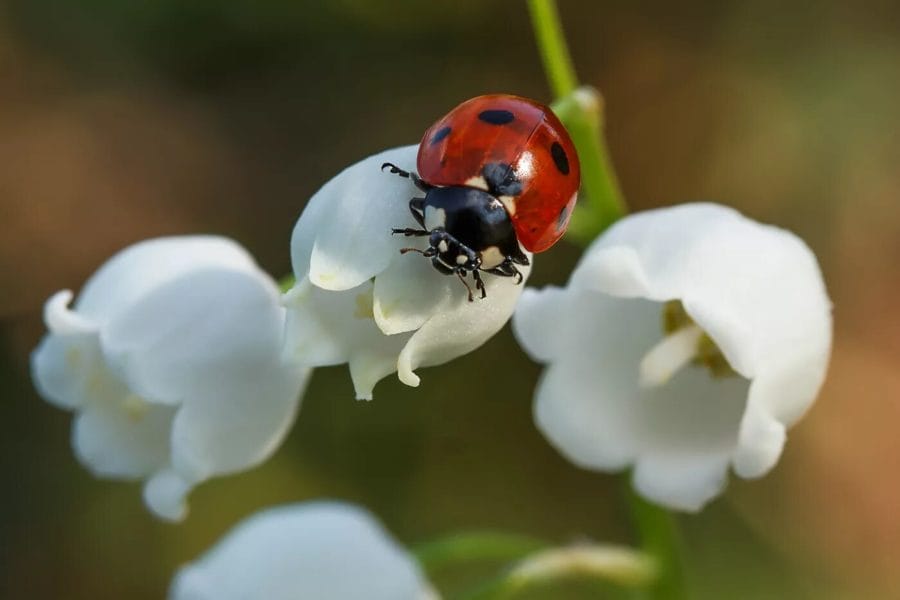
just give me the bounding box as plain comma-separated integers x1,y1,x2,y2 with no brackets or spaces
30,236,309,521
169,501,437,600
513,203,832,512
284,145,531,400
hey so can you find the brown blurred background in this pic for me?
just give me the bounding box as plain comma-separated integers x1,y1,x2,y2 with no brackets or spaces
1,0,899,598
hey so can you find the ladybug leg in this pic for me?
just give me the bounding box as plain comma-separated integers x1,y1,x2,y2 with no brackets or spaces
472,269,487,299
391,198,429,237
485,260,524,284
400,247,437,257
392,228,429,237
509,247,530,266
381,162,432,192
408,197,427,229
455,270,475,302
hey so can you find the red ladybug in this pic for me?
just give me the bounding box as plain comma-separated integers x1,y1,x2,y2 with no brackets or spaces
383,94,580,301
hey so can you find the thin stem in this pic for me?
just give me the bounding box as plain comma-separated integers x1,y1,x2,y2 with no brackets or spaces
528,0,626,239
627,488,690,600
413,531,548,576
551,91,626,240
527,0,578,98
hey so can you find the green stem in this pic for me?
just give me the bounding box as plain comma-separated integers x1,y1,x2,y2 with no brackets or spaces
551,92,626,240
627,489,690,600
528,0,626,240
527,0,578,97
413,531,548,576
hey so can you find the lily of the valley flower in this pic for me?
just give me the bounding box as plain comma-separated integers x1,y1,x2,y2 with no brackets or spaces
284,145,531,399
31,236,309,521
170,501,437,600
513,203,832,511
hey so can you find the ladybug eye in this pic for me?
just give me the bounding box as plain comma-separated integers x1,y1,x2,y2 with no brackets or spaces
478,109,515,125
550,142,570,175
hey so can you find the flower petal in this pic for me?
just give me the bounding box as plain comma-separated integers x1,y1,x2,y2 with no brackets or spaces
520,203,831,511
528,289,750,484
632,451,732,512
732,349,829,478
283,278,410,400
169,364,310,481
731,399,786,479
169,502,433,600
75,236,259,323
373,252,457,335
43,290,97,334
570,246,653,298
511,286,571,364
99,268,286,406
534,361,639,471
31,333,102,410
296,145,420,291
144,467,194,522
396,260,531,387
578,202,832,381
73,394,175,479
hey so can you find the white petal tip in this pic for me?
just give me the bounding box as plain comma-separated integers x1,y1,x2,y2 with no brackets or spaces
397,368,421,388
396,340,423,388
144,470,193,522
733,420,786,478
44,290,96,334
372,300,408,336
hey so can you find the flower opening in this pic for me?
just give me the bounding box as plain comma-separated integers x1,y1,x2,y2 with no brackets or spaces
513,203,832,511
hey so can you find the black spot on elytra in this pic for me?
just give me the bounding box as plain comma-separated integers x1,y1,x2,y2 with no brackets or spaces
478,109,515,125
431,126,451,145
483,162,523,196
550,142,570,175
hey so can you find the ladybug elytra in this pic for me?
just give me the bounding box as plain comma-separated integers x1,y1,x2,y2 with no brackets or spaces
383,94,580,301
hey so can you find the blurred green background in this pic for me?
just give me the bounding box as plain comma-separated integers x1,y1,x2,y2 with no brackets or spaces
2,0,899,597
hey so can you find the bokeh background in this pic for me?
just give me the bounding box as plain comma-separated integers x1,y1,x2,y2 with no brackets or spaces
2,0,899,598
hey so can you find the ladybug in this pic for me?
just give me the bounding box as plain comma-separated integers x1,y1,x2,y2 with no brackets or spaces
382,94,580,301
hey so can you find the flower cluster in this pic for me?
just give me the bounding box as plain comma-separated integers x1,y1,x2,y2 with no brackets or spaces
30,142,831,600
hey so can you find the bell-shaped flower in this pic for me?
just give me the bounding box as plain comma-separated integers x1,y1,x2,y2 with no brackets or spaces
284,145,531,399
170,501,437,600
31,236,310,521
513,203,832,511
